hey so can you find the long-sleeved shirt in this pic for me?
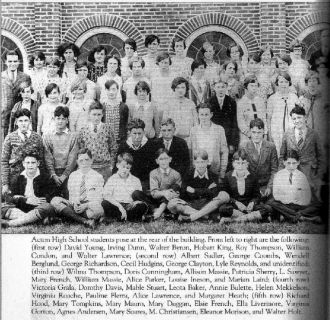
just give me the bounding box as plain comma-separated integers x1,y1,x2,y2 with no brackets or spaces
273,169,311,206
43,129,78,178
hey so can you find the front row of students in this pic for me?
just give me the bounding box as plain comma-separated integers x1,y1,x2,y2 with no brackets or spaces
1,118,322,228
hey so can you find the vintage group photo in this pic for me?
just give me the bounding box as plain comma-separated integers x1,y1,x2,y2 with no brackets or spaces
1,1,329,234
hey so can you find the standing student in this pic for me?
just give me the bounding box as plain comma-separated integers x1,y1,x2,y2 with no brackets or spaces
73,61,97,101
154,118,190,178
1,153,55,228
241,118,278,198
227,42,245,80
142,34,160,79
170,37,193,80
208,80,239,153
121,38,138,82
237,75,268,146
190,103,228,181
44,57,65,103
78,101,117,183
219,60,244,100
102,152,150,222
9,81,38,133
103,80,129,144
2,109,44,195
201,41,220,85
87,45,107,83
51,148,104,229
43,106,78,199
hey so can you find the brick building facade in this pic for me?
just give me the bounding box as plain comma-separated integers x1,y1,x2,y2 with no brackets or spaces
1,2,330,72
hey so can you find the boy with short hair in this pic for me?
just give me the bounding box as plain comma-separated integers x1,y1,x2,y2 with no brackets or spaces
51,148,104,229
43,106,78,198
155,118,190,178
241,118,278,198
116,118,157,190
268,150,321,223
102,153,149,222
1,153,55,228
167,150,229,222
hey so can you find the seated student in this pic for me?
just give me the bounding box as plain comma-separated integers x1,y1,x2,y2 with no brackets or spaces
208,80,239,154
167,150,230,222
279,105,325,200
1,153,55,228
268,150,321,223
155,118,190,178
237,75,268,146
43,106,78,198
241,118,278,198
51,148,104,229
219,149,271,224
117,119,157,190
102,152,150,222
9,81,38,133
190,103,228,182
78,101,117,183
132,148,182,220
2,109,44,196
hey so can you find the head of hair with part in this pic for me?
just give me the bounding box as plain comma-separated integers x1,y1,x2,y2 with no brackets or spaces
70,78,87,93
156,52,172,65
171,77,189,92
249,118,265,130
117,152,134,166
134,80,151,95
129,57,145,70
127,118,146,131
123,38,137,52
171,36,186,51
193,149,209,161
145,34,160,47
232,149,248,162
54,105,70,118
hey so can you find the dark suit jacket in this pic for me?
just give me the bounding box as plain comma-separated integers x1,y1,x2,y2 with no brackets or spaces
154,136,190,178
221,170,260,205
242,140,278,189
209,94,239,148
279,127,325,179
189,80,212,107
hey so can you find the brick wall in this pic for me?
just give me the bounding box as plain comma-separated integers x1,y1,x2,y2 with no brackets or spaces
1,2,329,59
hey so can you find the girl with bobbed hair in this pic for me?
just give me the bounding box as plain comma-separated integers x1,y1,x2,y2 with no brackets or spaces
121,38,138,82
219,60,244,100
87,45,108,82
227,42,246,80
201,41,220,84
170,37,193,80
142,34,160,79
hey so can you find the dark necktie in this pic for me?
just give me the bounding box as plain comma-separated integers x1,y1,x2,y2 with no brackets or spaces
297,129,304,148
79,175,87,202
251,103,257,119
164,140,170,151
309,95,316,129
289,172,293,185
22,132,28,141
282,98,288,132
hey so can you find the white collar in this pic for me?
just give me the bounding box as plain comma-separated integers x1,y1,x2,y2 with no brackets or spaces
159,167,171,175
21,168,40,180
53,127,69,135
194,169,209,179
232,169,250,179
17,130,31,139
126,135,148,150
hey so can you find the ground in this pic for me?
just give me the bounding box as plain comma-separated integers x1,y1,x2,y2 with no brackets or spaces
1,219,326,234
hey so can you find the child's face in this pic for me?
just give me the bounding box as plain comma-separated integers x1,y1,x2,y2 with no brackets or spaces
107,58,118,74
233,157,248,172
214,82,227,96
174,82,187,98
64,49,75,62
160,124,175,141
136,88,148,101
307,77,319,94
291,113,306,130
89,109,103,125
158,58,170,71
284,158,299,173
130,128,144,146
55,115,68,131
203,46,214,60
16,115,30,133
77,66,88,79
23,156,39,177
198,108,212,125
247,82,258,95
73,86,85,99
94,50,106,64
230,46,240,61
34,57,45,69
277,59,289,72
248,59,259,73
47,64,59,77
261,50,271,64
117,160,132,178
106,83,118,99
148,40,159,54
124,44,135,58
132,61,143,76
21,87,32,101
277,76,289,89
225,63,236,77
193,65,205,78
194,157,208,175
174,41,185,55
293,47,302,59
250,126,264,144
48,88,60,102
77,153,93,170
5,54,19,72
156,153,172,169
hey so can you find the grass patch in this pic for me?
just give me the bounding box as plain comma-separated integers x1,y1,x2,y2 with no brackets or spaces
1,219,326,234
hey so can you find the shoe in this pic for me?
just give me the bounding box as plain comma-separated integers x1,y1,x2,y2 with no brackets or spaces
178,215,191,223
127,202,148,222
1,219,9,228
85,219,96,229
